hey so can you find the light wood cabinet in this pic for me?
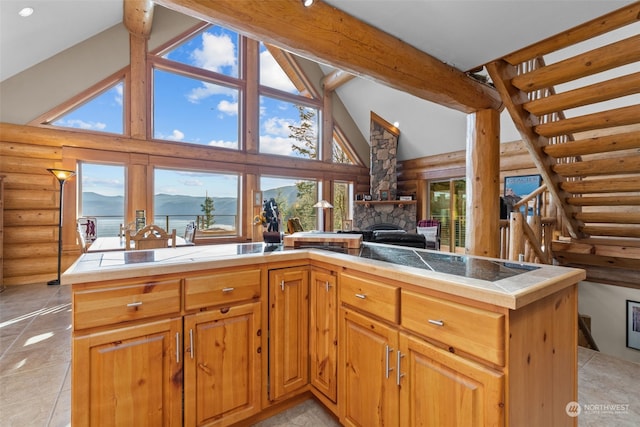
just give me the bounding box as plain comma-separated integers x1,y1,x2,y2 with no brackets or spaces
340,308,399,427
268,266,309,401
183,301,262,426
398,333,504,427
72,317,183,426
309,267,338,402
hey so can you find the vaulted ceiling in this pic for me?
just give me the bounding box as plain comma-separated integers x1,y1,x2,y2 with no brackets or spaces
1,0,635,158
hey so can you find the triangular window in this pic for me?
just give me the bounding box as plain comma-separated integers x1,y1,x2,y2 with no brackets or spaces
50,81,124,135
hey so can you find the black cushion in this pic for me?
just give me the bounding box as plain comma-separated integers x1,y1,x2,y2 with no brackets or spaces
372,232,426,249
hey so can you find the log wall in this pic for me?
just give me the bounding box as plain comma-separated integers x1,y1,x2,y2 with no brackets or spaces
0,123,369,286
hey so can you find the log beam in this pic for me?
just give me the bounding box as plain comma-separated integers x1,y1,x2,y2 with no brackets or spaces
154,0,502,113
123,0,154,39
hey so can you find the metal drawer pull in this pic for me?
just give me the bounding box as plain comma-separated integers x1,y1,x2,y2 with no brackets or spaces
428,319,444,326
355,293,367,299
127,301,142,307
222,287,235,293
397,351,405,385
325,281,331,292
280,280,285,291
189,329,194,359
385,345,394,378
175,333,180,363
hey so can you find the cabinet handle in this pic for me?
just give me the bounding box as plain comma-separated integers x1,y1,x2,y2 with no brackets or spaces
222,287,234,293
385,345,394,379
325,281,332,292
189,329,194,359
428,319,444,327
355,293,366,299
396,351,405,385
127,301,142,307
175,332,180,363
280,280,285,291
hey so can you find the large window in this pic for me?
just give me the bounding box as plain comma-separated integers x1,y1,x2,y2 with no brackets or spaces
259,96,319,158
153,69,240,148
333,181,353,231
260,176,318,231
78,162,125,238
154,168,240,237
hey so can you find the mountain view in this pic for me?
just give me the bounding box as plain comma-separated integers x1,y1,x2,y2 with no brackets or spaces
82,185,302,224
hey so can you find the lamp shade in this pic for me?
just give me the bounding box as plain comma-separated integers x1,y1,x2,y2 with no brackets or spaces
313,200,333,209
47,168,76,182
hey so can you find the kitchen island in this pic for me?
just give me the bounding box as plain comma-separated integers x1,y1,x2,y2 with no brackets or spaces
64,242,585,426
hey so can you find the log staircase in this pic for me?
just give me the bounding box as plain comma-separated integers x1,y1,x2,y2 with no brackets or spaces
486,2,640,288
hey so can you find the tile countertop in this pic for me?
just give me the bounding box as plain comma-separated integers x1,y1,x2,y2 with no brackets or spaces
62,242,586,310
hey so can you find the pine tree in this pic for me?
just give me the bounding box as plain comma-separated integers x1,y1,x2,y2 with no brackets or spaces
200,191,215,229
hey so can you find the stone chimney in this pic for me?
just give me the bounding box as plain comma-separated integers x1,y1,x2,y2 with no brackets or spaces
370,114,399,200
353,113,417,232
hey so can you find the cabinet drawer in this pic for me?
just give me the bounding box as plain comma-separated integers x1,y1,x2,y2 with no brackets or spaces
184,269,261,310
74,280,181,330
401,290,505,366
340,273,399,323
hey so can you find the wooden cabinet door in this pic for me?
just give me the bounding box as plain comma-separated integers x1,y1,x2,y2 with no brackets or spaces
269,267,309,400
72,318,183,427
183,301,262,427
310,268,338,402
339,308,399,427
399,333,504,427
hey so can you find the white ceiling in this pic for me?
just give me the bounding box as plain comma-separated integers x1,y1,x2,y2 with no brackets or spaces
2,0,632,82
1,0,635,159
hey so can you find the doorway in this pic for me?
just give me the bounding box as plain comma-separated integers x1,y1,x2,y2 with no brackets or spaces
429,179,466,253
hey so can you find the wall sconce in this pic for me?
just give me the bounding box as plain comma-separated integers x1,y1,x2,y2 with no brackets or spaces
302,0,315,7
313,199,333,232
47,168,76,285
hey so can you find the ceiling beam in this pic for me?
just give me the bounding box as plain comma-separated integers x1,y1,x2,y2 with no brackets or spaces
154,0,502,114
123,0,155,39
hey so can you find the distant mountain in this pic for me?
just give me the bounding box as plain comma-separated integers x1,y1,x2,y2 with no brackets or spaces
82,185,300,217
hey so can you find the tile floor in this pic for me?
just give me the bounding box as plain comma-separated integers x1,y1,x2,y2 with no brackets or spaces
1,283,639,426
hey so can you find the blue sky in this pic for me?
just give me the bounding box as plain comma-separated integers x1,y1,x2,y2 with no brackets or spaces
59,25,318,198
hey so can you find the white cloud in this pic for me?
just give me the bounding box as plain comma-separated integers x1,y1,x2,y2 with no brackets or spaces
192,32,237,75
187,82,236,103
208,139,238,149
217,100,238,116
114,84,123,106
167,129,184,141
260,50,297,93
263,116,294,137
58,119,107,130
180,178,204,187
259,135,294,156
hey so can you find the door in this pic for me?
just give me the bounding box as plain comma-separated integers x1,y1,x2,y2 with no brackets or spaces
398,333,504,427
72,318,183,426
310,268,338,401
429,179,466,253
339,308,399,427
269,267,310,400
183,301,261,426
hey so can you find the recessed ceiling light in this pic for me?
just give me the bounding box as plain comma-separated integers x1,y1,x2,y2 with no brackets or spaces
302,0,315,7
393,122,400,128
18,7,34,17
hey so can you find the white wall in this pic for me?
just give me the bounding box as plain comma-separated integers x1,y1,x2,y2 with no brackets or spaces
579,281,640,364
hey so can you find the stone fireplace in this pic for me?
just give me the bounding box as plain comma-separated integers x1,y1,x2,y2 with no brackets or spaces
353,114,417,232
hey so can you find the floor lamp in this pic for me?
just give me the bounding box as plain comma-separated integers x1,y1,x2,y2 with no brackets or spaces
313,200,333,232
47,168,76,286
